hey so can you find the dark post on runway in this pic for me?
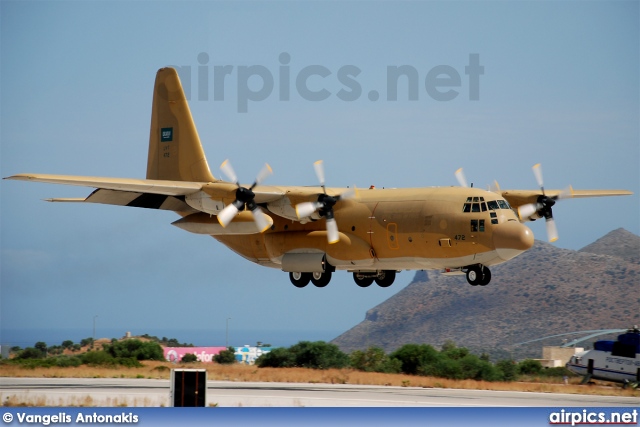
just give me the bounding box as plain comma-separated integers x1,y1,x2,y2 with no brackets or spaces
170,369,207,407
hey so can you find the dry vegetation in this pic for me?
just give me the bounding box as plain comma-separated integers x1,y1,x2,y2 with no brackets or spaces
1,361,637,404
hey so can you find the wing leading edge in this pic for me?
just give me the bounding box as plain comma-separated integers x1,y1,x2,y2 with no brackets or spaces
501,188,633,209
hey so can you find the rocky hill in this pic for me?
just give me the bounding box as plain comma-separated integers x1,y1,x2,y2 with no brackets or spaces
332,229,640,360
579,228,640,264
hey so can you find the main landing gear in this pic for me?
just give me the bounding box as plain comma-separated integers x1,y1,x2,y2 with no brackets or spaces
353,270,396,288
465,264,491,286
289,271,332,288
288,270,397,288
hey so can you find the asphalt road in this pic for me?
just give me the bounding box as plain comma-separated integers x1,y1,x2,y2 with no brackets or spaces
0,378,637,407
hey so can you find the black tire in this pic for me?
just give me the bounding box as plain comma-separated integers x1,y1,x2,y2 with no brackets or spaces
289,272,311,288
311,271,332,287
479,268,491,286
466,266,482,286
353,273,374,288
375,270,396,287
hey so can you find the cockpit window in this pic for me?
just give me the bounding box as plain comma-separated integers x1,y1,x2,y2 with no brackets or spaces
464,197,510,213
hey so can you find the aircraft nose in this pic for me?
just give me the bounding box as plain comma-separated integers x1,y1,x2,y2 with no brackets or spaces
492,221,534,261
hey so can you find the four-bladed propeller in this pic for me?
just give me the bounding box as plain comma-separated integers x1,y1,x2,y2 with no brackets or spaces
295,160,354,244
217,160,273,232
517,163,572,243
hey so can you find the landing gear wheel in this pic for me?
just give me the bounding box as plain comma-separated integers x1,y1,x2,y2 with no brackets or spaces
466,266,483,286
289,272,311,288
479,268,491,286
311,271,332,287
353,273,374,288
375,270,396,287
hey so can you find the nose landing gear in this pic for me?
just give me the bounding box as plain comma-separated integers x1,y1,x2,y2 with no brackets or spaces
465,264,491,286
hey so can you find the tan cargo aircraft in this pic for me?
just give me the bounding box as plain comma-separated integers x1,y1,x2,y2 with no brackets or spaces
5,68,632,288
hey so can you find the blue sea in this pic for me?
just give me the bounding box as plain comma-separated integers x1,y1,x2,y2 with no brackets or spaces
0,328,344,349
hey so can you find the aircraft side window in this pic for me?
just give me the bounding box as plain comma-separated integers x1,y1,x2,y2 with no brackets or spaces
463,203,471,213
491,218,498,225
487,201,499,210
479,219,485,232
472,197,479,202
470,219,478,232
497,200,509,209
471,203,480,212
466,197,472,202
481,202,487,212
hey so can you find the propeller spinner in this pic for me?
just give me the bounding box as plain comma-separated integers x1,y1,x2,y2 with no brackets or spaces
295,160,354,244
217,160,273,232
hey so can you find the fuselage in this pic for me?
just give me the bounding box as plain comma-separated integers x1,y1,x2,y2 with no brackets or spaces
567,349,640,384
210,186,534,272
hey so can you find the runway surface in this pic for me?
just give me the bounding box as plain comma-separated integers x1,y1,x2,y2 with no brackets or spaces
1,378,637,407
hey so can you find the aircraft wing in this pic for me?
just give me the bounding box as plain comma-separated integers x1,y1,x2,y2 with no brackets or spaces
501,188,633,208
4,173,301,215
5,173,204,195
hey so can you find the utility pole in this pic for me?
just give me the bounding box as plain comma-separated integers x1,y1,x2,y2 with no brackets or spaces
226,317,231,347
93,315,98,344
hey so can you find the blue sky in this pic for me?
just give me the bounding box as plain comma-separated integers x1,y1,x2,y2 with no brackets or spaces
1,1,638,348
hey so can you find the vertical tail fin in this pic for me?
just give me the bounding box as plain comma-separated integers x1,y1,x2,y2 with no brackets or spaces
146,67,215,182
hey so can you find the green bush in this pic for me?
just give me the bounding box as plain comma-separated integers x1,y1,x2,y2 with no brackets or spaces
50,355,83,368
81,350,141,367
288,341,350,369
214,347,237,365
82,350,115,366
517,359,543,376
256,341,349,369
423,356,461,379
5,355,83,368
441,341,470,361
389,343,507,382
350,347,401,373
496,360,518,381
181,353,198,363
256,347,295,368
103,339,164,361
389,344,440,375
16,347,45,359
459,355,503,382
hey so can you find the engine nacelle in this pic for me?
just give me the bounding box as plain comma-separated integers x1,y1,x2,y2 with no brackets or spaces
185,191,226,215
